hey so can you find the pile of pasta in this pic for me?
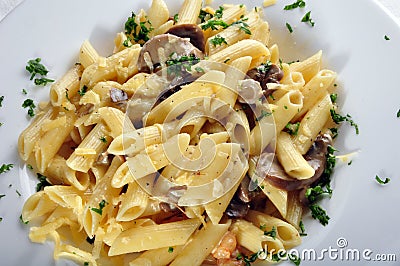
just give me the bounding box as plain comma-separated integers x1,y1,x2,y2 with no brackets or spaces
19,0,338,265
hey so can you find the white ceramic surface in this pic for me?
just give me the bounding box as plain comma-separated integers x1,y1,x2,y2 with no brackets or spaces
0,0,399,265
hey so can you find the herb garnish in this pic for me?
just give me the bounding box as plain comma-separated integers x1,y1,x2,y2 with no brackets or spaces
384,35,390,40
78,85,88,96
263,226,277,239
299,220,307,236
286,22,293,33
91,200,108,215
99,136,107,143
36,173,51,192
330,93,337,103
168,247,174,253
20,214,29,224
305,185,332,203
22,89,28,95
34,77,55,86
236,252,260,266
16,190,21,197
375,175,390,185
396,109,400,118
0,96,3,107
201,19,229,31
0,194,5,199
22,99,36,117
285,122,300,136
26,58,54,85
26,58,49,80
283,0,306,10
0,163,14,174
124,12,153,45
210,35,228,47
173,14,179,24
214,6,224,19
231,18,252,35
309,204,330,226
255,110,272,121
301,11,315,27
330,109,359,134
166,54,200,76
198,9,213,23
256,60,272,74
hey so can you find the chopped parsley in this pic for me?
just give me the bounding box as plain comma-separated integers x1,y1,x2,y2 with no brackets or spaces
84,262,89,266
34,77,54,86
36,173,51,192
210,35,227,47
0,95,3,107
124,12,153,45
195,66,205,73
0,194,5,199
20,214,29,224
166,54,200,76
256,60,272,74
122,37,133,48
299,220,307,236
223,58,231,63
329,127,338,139
91,200,108,215
16,190,21,197
263,226,277,239
384,35,390,40
309,204,330,226
397,109,400,118
168,247,174,253
26,58,50,80
173,14,179,24
201,19,229,31
198,9,213,23
305,185,332,203
22,99,36,117
99,136,107,143
78,85,88,96
375,175,390,185
286,22,293,33
0,163,14,174
330,109,359,134
27,164,33,170
330,93,337,103
236,251,260,266
214,6,224,19
0,217,2,222
283,0,306,10
255,110,272,121
288,253,301,266
301,11,315,27
22,89,28,95
285,122,300,136
231,18,252,35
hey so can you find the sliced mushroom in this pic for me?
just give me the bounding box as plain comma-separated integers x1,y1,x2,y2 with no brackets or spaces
166,24,205,52
225,198,250,219
264,133,332,191
137,34,204,73
246,63,284,97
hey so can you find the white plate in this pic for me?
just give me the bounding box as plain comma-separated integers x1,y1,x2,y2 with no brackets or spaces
0,0,399,265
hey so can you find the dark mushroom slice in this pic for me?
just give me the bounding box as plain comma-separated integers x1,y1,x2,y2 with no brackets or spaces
264,133,332,191
137,34,204,73
166,24,205,52
246,63,284,97
225,198,250,219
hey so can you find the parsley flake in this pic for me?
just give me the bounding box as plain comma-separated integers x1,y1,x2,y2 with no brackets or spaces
168,247,174,253
301,11,315,27
375,175,390,185
210,35,228,47
201,19,229,31
34,77,54,86
286,22,293,33
36,173,51,192
20,214,29,224
396,109,400,118
0,163,14,174
309,204,330,226
99,136,107,143
285,122,300,135
0,95,3,107
283,0,306,10
173,14,179,24
384,35,390,40
26,58,49,80
22,99,36,117
330,109,359,134
78,85,88,96
256,110,272,121
263,226,277,239
0,194,5,199
91,200,108,215
124,12,153,45
299,220,307,236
